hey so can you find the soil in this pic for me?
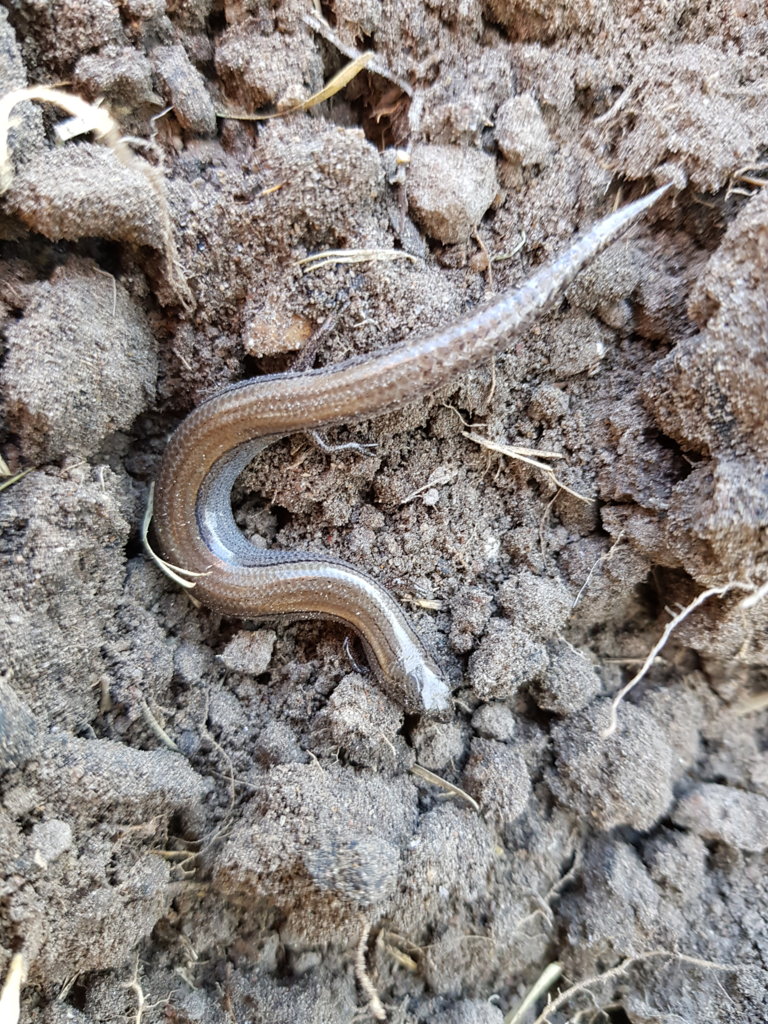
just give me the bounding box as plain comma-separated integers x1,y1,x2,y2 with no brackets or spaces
1,2,767,1023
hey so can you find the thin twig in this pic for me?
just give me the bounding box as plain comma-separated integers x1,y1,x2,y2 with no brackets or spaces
571,530,626,610
399,466,457,505
472,227,495,293
137,697,180,753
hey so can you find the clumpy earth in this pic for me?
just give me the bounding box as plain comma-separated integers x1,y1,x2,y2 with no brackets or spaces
1,2,767,1022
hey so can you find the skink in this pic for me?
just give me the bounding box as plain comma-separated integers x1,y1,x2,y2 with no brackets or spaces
152,183,670,713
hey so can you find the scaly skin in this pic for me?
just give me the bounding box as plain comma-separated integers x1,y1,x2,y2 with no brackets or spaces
153,184,671,712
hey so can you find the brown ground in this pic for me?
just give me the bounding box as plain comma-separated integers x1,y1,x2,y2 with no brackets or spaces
1,2,767,1023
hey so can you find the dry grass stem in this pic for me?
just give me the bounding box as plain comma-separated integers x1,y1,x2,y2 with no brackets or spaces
142,484,209,591
411,763,480,812
219,52,374,121
0,953,26,1024
491,232,526,263
504,962,563,1024
406,596,443,611
0,467,32,492
303,13,413,98
463,431,592,503
257,182,286,197
298,248,418,273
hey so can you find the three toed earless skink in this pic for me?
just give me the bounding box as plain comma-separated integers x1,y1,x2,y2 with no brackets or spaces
152,183,671,714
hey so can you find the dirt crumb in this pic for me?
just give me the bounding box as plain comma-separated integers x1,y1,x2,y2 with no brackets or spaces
17,0,123,74
395,804,496,930
462,738,531,825
497,569,572,638
561,839,662,964
306,834,399,907
2,257,156,462
407,144,498,244
73,44,157,120
212,763,417,940
468,621,548,700
673,783,768,852
151,43,217,136
427,998,505,1024
311,673,408,771
29,819,73,865
0,468,133,731
5,143,188,305
449,585,494,653
219,628,277,674
0,9,45,168
215,20,322,110
253,720,308,767
470,702,517,741
412,719,466,771
550,701,678,831
495,92,554,168
35,734,208,825
0,675,38,772
534,638,602,714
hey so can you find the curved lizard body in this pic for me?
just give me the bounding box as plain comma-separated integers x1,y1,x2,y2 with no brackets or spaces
152,184,670,712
